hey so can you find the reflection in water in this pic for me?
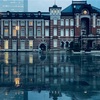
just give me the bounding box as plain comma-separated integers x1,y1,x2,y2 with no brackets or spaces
0,52,100,100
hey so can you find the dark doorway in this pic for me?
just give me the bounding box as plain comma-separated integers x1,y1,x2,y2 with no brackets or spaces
40,43,46,51
66,42,69,48
61,41,64,48
87,40,93,49
81,18,89,35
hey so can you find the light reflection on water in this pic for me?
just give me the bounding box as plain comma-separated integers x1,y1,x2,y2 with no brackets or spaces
0,52,100,100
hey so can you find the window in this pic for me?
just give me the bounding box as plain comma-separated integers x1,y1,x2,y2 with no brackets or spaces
12,21,17,26
53,28,57,36
29,21,33,26
70,19,74,26
29,40,33,49
61,29,64,36
45,20,49,26
53,39,57,47
37,28,41,36
29,27,33,36
12,27,17,36
45,29,49,36
4,27,9,36
20,41,25,49
70,29,74,37
37,21,41,26
65,19,69,26
21,27,25,36
20,21,25,26
61,19,64,26
4,40,9,49
4,20,9,26
65,29,69,36
97,19,100,26
97,29,100,34
54,19,57,25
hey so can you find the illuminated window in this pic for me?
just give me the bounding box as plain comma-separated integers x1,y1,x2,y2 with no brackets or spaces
29,40,33,49
4,40,9,49
12,27,17,36
29,54,33,64
29,21,33,26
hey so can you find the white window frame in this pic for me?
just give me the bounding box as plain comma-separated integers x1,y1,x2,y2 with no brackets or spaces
53,28,57,36
53,39,57,47
29,27,33,36
70,29,74,37
29,20,33,26
61,29,64,36
70,19,74,26
4,27,9,36
45,29,49,36
97,19,100,26
65,29,69,36
45,20,49,26
20,20,25,26
54,19,57,25
65,19,69,26
37,28,41,36
61,19,64,26
21,27,25,36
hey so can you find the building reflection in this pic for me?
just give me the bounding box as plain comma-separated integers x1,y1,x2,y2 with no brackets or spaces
0,52,100,100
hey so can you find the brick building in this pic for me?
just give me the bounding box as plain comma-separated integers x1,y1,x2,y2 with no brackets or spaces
0,1,100,51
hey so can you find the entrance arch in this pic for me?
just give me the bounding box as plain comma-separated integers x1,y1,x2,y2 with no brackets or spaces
39,42,47,51
81,18,89,35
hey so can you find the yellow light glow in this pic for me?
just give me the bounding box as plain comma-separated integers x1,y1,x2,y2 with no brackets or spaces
15,78,20,87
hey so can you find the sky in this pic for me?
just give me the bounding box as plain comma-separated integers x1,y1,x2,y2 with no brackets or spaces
28,0,100,12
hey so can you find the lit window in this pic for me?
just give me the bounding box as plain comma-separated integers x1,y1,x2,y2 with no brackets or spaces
53,28,57,36
12,27,17,36
29,40,33,49
29,21,33,26
4,40,9,49
45,29,49,36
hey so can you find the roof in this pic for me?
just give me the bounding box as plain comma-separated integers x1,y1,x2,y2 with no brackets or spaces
62,2,100,14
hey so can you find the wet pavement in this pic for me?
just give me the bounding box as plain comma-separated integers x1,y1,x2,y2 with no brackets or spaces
0,51,100,100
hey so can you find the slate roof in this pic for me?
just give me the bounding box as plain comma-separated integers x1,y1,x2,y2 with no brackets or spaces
62,2,100,15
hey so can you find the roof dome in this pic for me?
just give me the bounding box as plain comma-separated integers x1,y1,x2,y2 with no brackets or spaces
53,4,58,8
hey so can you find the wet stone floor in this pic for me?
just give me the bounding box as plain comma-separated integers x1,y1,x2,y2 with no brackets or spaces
0,51,100,100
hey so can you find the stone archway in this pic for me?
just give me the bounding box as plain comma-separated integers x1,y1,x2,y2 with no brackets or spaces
39,43,47,51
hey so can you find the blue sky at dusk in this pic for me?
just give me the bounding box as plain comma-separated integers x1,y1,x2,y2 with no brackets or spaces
28,0,100,12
